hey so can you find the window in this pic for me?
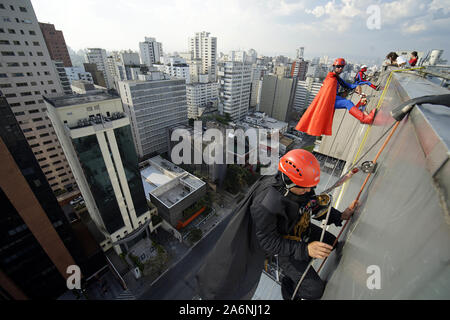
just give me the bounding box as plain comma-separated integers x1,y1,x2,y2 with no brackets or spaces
17,51,25,56
0,40,9,44
0,83,12,88
24,100,36,105
0,73,7,78
12,73,24,77
29,109,39,113
20,7,27,12
20,92,32,96
22,62,29,66
37,51,43,56
32,117,43,122
1,51,14,56
7,62,19,67
29,30,35,35
8,29,15,34
33,41,39,46
14,111,25,116
16,82,28,87
36,125,46,130
12,40,19,45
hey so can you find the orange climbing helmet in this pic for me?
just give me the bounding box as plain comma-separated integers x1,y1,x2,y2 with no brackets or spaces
333,58,346,66
278,149,321,188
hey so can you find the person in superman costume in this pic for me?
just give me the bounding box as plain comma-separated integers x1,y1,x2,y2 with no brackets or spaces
295,58,376,137
354,65,378,90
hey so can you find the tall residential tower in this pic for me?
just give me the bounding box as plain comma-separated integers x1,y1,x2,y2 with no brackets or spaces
0,0,77,197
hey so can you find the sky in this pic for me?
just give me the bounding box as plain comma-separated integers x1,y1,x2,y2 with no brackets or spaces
32,0,450,63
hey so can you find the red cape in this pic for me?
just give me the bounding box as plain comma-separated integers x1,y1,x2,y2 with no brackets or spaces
295,72,338,136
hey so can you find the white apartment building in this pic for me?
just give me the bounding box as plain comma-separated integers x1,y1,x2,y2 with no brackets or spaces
186,81,218,119
164,63,190,84
0,0,77,195
188,31,217,82
65,66,94,84
293,76,323,112
86,48,114,89
118,78,188,159
44,91,158,255
218,61,252,121
139,37,163,67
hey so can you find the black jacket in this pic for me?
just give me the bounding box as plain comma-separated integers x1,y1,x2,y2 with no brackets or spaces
196,174,342,300
250,174,343,262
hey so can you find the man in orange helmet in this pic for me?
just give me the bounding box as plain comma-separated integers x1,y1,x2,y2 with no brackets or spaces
197,149,358,300
250,148,358,300
295,58,377,137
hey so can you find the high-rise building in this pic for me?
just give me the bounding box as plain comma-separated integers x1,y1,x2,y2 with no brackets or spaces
0,0,77,197
86,48,114,89
250,65,266,108
44,91,158,255
188,31,217,82
0,94,84,299
118,78,188,158
259,75,297,122
218,61,252,120
38,22,72,67
139,37,163,67
293,77,323,113
162,57,191,84
186,82,218,119
290,58,308,80
83,62,107,88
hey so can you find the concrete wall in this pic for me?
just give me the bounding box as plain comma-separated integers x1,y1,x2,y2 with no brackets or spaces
318,69,450,299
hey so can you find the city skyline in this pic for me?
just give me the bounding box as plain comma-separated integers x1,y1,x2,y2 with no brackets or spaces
32,0,450,62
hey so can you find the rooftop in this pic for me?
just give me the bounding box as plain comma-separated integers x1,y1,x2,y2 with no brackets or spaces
43,90,120,108
140,156,205,209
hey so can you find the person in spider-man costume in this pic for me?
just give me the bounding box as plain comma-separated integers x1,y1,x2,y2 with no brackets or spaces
354,65,378,90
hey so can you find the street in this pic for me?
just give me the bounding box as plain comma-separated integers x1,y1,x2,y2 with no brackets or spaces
138,208,234,299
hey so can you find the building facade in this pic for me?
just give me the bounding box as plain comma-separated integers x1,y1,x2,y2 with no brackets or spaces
290,58,308,80
86,48,113,89
38,22,72,67
292,76,323,113
186,81,218,119
188,31,217,82
65,66,93,84
53,61,72,95
139,37,163,67
259,75,297,122
0,95,84,299
44,91,158,255
218,61,252,121
118,78,188,159
0,0,77,196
